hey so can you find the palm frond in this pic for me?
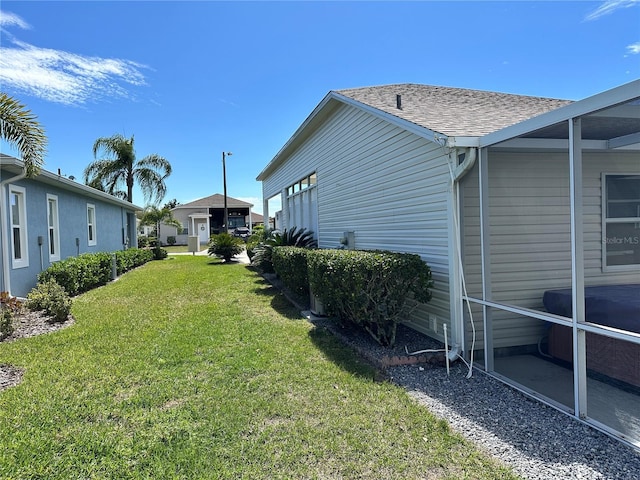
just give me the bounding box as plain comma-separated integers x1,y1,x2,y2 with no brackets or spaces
0,92,47,177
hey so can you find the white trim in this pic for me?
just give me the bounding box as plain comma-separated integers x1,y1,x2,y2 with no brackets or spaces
47,194,60,262
87,203,97,246
8,184,29,269
601,172,640,272
569,118,587,419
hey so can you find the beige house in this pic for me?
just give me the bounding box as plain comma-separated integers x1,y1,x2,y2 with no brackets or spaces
257,81,640,449
156,194,253,245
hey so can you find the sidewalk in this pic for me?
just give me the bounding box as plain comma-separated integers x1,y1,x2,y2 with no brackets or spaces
169,247,250,264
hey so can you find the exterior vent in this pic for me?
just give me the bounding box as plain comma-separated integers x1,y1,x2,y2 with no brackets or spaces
396,94,402,110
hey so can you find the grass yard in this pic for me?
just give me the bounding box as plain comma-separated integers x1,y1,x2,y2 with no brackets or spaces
0,256,517,479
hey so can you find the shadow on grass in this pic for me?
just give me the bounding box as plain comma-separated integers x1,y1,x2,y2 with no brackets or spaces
254,269,384,381
307,324,383,381
206,258,245,266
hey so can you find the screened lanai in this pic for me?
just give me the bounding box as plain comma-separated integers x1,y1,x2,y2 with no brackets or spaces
460,80,640,448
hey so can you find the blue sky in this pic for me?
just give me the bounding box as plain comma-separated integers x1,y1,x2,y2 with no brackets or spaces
1,1,639,214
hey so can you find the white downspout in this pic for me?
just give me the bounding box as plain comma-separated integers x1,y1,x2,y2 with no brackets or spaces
0,167,28,295
447,147,477,365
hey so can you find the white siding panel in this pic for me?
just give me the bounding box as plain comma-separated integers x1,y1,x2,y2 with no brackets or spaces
260,103,453,334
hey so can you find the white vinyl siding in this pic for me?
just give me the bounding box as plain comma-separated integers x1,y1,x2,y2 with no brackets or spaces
261,103,453,335
47,194,60,261
87,204,97,246
9,185,28,269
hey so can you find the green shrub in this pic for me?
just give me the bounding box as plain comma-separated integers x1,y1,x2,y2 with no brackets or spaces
38,253,110,296
0,292,21,340
208,233,244,262
38,249,154,296
0,309,12,340
252,227,317,273
307,249,433,346
137,235,149,248
167,236,176,246
246,227,269,261
272,247,310,297
115,248,154,274
26,279,72,323
152,246,168,260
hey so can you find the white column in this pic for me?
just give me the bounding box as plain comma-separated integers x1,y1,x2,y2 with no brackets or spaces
569,117,587,419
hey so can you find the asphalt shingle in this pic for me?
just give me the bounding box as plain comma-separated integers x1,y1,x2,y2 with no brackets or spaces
336,84,574,137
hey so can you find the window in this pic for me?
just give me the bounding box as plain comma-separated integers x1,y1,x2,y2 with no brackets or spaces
87,204,97,246
286,172,317,197
603,174,640,270
47,195,60,261
9,185,28,268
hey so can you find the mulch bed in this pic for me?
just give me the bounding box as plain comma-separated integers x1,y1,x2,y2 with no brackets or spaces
0,310,74,392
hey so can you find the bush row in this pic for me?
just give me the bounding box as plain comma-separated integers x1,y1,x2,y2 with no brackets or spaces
272,247,433,346
38,248,154,296
272,247,310,297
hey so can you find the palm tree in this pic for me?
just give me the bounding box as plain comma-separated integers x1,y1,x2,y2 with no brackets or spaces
84,134,171,204
0,92,47,177
138,205,181,246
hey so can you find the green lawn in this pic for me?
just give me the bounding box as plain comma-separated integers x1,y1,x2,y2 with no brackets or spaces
0,256,517,479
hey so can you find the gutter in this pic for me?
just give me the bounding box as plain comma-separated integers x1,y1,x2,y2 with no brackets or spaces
0,166,27,295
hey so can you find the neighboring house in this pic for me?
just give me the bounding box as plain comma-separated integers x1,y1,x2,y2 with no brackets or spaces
257,81,640,448
1,154,141,297
156,194,254,245
247,211,265,229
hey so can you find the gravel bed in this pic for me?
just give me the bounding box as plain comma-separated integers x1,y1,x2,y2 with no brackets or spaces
311,318,640,480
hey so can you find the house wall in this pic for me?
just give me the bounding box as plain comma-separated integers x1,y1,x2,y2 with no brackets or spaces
4,176,135,297
462,150,640,351
261,103,454,337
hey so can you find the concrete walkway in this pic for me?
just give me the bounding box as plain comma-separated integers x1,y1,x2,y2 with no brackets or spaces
169,247,250,264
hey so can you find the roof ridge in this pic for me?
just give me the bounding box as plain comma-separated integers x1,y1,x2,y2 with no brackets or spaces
335,83,572,102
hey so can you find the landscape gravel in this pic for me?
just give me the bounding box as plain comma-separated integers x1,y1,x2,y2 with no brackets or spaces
312,318,640,480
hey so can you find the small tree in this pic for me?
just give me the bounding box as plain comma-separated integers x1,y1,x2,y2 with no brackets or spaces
208,233,244,262
139,205,181,245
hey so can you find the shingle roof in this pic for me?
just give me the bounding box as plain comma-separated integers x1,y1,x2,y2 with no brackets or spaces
176,193,253,209
335,84,574,137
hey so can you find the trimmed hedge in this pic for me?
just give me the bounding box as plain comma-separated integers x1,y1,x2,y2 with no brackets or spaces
38,248,154,296
272,246,310,297
307,249,433,346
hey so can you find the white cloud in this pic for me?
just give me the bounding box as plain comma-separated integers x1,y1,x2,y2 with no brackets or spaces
627,42,640,54
585,0,639,21
0,10,149,105
0,11,31,29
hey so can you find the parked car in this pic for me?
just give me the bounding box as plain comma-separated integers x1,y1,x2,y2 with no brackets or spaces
233,227,251,241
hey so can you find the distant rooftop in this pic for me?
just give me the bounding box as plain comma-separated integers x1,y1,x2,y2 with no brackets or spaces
175,193,253,209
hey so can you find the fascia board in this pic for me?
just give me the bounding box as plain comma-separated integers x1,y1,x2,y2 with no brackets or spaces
331,92,445,145
445,137,480,148
1,155,142,211
480,79,640,148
